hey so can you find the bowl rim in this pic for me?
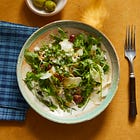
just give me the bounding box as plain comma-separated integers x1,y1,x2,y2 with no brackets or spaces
25,0,68,16
17,20,120,124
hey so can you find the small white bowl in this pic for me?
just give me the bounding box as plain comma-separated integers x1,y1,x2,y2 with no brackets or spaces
25,0,67,16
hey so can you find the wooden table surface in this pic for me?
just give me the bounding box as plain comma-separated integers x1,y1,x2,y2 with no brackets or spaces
0,0,140,140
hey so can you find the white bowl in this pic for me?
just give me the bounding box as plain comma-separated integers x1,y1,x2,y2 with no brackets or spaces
17,20,120,124
25,0,67,16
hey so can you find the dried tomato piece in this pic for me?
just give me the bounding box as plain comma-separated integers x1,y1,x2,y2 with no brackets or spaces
73,94,83,104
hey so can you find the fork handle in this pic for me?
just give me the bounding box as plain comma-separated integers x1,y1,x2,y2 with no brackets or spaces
129,76,137,118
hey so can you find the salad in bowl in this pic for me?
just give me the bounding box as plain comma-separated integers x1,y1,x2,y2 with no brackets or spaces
17,20,119,124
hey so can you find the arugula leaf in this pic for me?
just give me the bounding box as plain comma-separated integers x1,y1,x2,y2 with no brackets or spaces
73,34,86,49
50,27,67,42
24,72,41,90
24,49,40,72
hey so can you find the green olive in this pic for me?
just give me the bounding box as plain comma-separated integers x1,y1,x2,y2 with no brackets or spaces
44,0,56,12
33,0,46,8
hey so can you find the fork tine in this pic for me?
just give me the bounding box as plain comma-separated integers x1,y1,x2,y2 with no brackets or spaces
131,25,136,50
125,25,130,50
128,25,131,49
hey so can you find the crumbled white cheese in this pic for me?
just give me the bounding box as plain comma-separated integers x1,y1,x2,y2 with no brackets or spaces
34,46,40,52
40,71,52,79
63,77,82,88
59,39,74,53
49,66,56,74
76,49,83,56
90,45,97,55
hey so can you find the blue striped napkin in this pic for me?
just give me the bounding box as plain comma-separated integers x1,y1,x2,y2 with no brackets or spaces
0,21,38,121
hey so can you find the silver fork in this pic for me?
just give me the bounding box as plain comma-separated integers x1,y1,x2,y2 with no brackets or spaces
125,25,137,118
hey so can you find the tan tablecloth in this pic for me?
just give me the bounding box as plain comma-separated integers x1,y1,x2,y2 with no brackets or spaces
0,0,140,140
